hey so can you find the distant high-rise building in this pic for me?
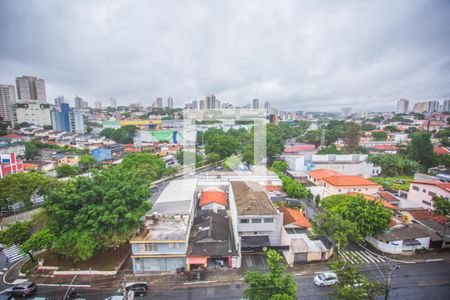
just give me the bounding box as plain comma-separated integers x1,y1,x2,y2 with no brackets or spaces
341,107,352,118
396,98,409,114
215,100,221,109
264,101,270,112
199,99,205,109
15,76,46,102
192,100,199,109
427,101,439,113
167,97,174,109
155,97,163,109
0,84,16,122
443,100,450,112
54,96,66,108
14,101,51,127
206,95,217,109
222,102,233,109
110,97,117,108
51,102,84,133
412,102,428,113
94,100,102,109
252,99,260,109
74,96,88,110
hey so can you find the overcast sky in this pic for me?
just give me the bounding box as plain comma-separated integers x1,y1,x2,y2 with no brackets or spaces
1,0,449,112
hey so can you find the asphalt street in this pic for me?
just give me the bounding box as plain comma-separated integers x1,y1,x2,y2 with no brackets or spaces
1,261,445,299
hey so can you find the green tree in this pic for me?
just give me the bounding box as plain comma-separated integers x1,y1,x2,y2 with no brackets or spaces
433,196,450,248
313,194,393,251
53,231,98,265
360,123,377,131
243,250,297,300
0,221,33,247
371,131,388,141
21,228,55,261
330,260,383,300
316,144,344,155
0,172,51,210
271,161,288,173
315,194,321,207
206,152,221,164
24,141,40,160
300,130,322,145
55,164,79,178
78,154,97,171
369,154,421,176
407,132,436,169
383,125,400,132
100,125,138,144
266,124,284,158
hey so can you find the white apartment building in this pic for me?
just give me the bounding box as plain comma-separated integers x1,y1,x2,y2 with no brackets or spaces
14,101,51,127
407,180,450,210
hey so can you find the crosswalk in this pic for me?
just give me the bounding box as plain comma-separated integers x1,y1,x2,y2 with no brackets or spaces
3,245,26,264
340,250,387,265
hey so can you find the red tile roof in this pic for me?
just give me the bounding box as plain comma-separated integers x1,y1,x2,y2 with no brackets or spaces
411,180,450,193
408,209,448,225
284,144,315,153
308,169,342,180
347,192,397,209
434,147,450,155
324,176,381,187
199,190,227,207
278,205,312,228
0,134,25,139
377,191,398,202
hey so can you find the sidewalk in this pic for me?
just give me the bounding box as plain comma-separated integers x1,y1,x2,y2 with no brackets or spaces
4,250,450,290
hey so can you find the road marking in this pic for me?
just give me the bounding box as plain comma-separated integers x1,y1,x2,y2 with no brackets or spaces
183,280,218,285
36,283,91,288
426,259,444,262
363,251,381,263
353,251,370,263
340,251,356,264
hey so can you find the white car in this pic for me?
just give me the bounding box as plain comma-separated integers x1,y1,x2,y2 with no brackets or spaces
314,272,338,287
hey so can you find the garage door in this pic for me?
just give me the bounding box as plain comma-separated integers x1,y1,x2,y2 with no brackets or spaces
294,253,308,262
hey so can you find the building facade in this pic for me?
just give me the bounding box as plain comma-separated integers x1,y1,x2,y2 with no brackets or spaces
14,102,51,127
15,76,47,102
0,84,16,122
396,98,409,114
0,153,24,179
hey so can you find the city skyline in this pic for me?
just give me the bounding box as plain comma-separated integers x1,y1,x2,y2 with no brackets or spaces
1,0,449,112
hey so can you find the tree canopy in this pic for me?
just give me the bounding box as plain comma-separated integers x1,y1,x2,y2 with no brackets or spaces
313,194,393,250
369,154,421,177
55,164,79,178
244,249,297,300
100,125,138,144
407,132,436,169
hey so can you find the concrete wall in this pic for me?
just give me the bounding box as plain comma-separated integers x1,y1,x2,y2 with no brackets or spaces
366,236,430,254
201,202,226,212
131,242,187,255
237,213,284,246
312,163,379,178
407,183,450,210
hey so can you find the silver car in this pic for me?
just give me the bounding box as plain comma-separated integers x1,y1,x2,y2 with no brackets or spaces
314,272,338,286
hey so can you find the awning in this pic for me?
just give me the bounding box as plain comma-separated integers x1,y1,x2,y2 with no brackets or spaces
187,256,207,265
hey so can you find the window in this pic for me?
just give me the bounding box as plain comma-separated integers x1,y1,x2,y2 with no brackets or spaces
264,218,274,223
168,243,179,249
144,244,158,252
422,200,432,206
412,185,419,191
428,191,436,197
252,218,262,223
240,219,249,224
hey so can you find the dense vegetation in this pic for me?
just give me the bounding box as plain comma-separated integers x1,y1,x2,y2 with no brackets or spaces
100,125,138,144
313,194,393,251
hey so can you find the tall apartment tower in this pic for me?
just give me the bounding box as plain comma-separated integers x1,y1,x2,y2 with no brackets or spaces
167,97,174,109
155,97,163,109
110,97,117,108
427,101,439,113
199,99,205,110
252,99,260,109
51,103,85,133
191,100,199,109
206,95,216,109
443,100,450,113
264,101,270,112
396,98,409,114
15,76,47,102
94,100,102,109
0,84,16,122
341,107,352,118
54,96,66,108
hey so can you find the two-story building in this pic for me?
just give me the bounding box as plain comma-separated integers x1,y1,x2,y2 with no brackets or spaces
407,180,450,210
230,181,287,251
130,179,197,273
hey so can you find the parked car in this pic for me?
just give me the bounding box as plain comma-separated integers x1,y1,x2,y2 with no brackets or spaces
4,281,37,297
314,272,338,287
0,295,16,300
125,282,149,297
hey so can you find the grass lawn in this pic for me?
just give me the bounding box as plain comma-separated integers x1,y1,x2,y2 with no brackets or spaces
369,176,413,191
22,244,130,273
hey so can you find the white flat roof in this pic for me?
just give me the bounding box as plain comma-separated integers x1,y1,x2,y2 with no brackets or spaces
156,178,198,203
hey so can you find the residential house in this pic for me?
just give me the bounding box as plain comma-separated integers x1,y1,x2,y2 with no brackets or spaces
199,189,227,212
321,175,381,196
407,180,450,210
130,178,197,273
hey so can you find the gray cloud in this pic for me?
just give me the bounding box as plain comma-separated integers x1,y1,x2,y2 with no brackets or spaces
1,0,449,111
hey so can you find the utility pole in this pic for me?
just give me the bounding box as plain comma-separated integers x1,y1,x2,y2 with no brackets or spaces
384,264,399,300
122,276,128,300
